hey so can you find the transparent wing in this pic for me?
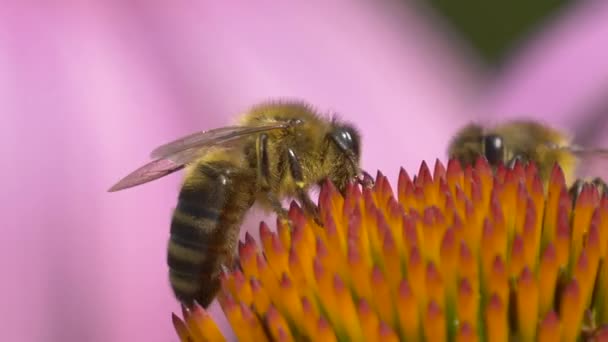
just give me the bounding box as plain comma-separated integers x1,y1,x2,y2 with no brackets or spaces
109,121,300,192
546,143,608,158
150,122,297,159
108,158,186,192
563,145,608,158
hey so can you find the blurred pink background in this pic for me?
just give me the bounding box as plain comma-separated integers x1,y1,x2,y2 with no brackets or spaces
2,2,608,341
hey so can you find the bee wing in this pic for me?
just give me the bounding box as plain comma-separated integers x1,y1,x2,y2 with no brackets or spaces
563,145,608,157
546,143,608,158
109,121,299,192
149,122,296,160
108,157,186,192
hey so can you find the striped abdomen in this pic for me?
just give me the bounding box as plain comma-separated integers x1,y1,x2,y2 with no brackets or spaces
167,160,256,307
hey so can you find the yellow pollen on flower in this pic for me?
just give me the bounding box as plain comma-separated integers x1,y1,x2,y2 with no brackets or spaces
171,158,608,341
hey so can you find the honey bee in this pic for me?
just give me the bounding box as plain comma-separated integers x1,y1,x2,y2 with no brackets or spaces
109,101,367,307
448,120,608,200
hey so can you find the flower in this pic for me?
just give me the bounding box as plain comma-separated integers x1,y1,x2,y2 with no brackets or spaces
173,158,608,341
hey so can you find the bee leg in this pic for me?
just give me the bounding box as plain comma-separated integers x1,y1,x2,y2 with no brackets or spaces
592,177,608,198
507,155,526,169
569,177,608,206
569,179,586,206
287,148,322,225
358,170,375,188
256,134,289,220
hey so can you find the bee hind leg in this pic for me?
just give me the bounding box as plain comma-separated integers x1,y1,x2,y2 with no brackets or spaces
287,148,322,226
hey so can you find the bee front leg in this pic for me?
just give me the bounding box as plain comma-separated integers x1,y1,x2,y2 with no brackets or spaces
257,134,289,220
592,177,608,198
287,148,322,226
569,177,608,206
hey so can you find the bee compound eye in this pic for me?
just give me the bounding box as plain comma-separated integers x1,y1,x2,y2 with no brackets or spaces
483,134,504,166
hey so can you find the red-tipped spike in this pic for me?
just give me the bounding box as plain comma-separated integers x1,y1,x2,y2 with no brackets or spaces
434,158,446,181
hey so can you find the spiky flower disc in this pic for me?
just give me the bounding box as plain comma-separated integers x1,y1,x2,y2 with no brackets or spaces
173,158,608,341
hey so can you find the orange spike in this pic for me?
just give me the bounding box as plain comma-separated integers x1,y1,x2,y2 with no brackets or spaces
287,201,307,229
377,322,400,342
343,181,362,217
381,230,402,291
171,313,192,342
397,280,420,341
239,303,269,342
219,294,252,342
516,267,538,341
440,228,458,300
560,280,584,342
509,234,526,279
446,158,464,195
239,233,259,279
455,322,478,342
408,246,427,309
543,166,567,244
358,299,380,341
422,206,446,264
522,198,540,269
319,179,343,225
276,217,291,251
186,304,227,342
232,270,253,305
257,254,279,300
458,242,479,296
598,198,608,258
277,274,303,323
573,250,595,309
315,318,338,342
474,156,493,195
288,248,308,293
537,311,560,342
488,256,508,306
417,160,432,187
347,242,372,300
266,306,295,342
424,301,446,342
426,262,444,311
554,209,571,270
457,278,478,334
371,266,394,325
596,247,608,325
333,275,362,340
485,294,508,342
538,243,559,317
398,167,416,211
572,184,600,261
434,158,447,181
250,278,271,315
299,297,320,338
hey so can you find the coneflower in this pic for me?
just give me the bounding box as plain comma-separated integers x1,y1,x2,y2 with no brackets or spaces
172,158,608,341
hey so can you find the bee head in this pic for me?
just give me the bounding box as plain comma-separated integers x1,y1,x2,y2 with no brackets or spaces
449,123,509,168
325,122,362,192
329,123,361,161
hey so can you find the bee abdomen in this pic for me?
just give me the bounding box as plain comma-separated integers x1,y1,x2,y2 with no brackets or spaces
167,161,253,307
